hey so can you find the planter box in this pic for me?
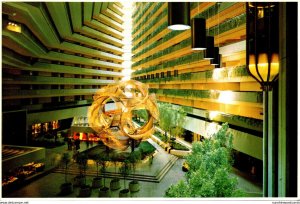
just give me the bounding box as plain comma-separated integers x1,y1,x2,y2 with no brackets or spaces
78,185,91,197
99,187,110,197
119,189,130,197
169,149,191,157
92,177,103,188
129,180,140,192
73,175,85,187
110,178,121,191
60,182,73,195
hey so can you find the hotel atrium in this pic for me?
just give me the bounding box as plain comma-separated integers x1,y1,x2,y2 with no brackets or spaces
1,1,298,199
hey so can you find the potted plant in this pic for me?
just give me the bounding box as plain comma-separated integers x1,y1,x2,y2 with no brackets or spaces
91,154,103,188
60,152,73,195
128,150,142,193
75,153,91,197
74,153,85,187
110,153,121,191
119,160,131,197
98,154,110,197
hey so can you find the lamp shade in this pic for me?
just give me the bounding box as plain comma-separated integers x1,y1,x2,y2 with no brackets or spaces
214,54,222,68
191,18,206,50
210,47,220,65
246,2,279,90
204,36,215,59
168,2,191,30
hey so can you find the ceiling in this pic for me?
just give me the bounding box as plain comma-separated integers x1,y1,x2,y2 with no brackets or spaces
2,2,125,71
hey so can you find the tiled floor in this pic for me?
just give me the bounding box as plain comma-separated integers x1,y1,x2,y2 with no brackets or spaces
4,140,262,198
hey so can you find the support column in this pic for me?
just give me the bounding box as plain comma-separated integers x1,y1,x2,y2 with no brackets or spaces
278,2,297,197
268,90,276,196
278,3,287,197
263,90,268,197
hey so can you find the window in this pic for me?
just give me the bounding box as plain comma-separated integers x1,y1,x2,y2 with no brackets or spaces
161,72,165,78
174,70,179,77
167,71,171,77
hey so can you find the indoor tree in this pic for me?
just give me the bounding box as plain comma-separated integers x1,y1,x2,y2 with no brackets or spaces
119,160,131,197
165,123,244,197
133,109,149,124
110,152,121,191
98,153,110,197
128,150,142,192
59,152,73,195
76,153,91,197
158,102,186,144
91,154,103,188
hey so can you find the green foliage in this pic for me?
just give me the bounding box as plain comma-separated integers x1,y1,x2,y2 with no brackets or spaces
77,153,88,177
97,154,109,174
158,103,173,136
172,142,189,151
61,152,71,183
98,153,109,186
148,88,262,104
154,131,168,142
119,160,131,189
133,109,149,122
128,150,142,180
76,153,88,185
133,37,191,68
158,102,187,140
207,13,246,37
110,152,121,174
89,154,102,177
165,123,244,197
138,141,156,157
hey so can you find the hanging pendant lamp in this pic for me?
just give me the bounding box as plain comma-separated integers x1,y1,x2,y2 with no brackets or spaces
168,2,191,30
204,36,214,59
210,47,221,67
191,18,207,50
214,54,222,68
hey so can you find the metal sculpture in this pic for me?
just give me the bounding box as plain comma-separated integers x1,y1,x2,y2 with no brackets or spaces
88,80,159,150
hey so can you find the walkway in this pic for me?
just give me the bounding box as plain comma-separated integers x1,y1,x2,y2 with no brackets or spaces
4,140,262,198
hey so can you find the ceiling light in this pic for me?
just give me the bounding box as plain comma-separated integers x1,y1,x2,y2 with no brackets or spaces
191,18,207,50
168,2,191,31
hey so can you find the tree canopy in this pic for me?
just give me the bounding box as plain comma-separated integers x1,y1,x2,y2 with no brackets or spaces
158,102,186,138
165,123,244,197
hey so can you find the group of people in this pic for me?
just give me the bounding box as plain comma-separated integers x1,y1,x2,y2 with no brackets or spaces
67,137,80,151
67,136,94,162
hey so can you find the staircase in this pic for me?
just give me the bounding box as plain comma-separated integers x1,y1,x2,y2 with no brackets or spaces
53,154,178,183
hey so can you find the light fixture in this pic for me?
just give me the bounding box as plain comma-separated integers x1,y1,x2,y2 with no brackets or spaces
247,2,279,90
210,47,221,67
6,21,21,33
191,18,206,50
204,36,215,59
246,2,279,197
211,3,222,68
168,2,191,30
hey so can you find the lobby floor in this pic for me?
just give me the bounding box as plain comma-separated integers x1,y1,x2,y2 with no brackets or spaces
4,140,262,198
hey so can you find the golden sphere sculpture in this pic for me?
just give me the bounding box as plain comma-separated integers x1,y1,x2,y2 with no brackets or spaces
88,80,159,150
